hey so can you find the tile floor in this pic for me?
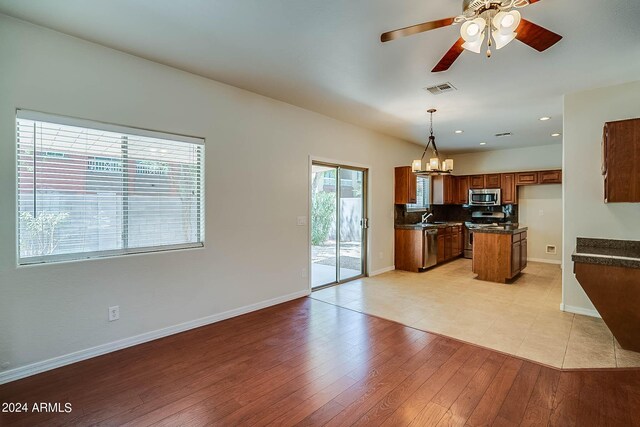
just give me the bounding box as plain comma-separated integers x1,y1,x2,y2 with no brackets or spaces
311,258,640,369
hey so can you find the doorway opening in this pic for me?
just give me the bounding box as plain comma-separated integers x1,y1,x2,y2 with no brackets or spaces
311,162,368,289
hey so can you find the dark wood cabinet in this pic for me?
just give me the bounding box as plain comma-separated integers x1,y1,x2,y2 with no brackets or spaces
444,234,453,260
501,173,517,205
394,166,417,204
455,176,469,204
510,231,528,278
538,170,562,184
473,230,527,282
432,175,455,205
437,233,445,264
469,175,485,189
515,172,539,186
521,237,528,271
485,174,501,188
511,241,521,278
394,229,422,272
395,225,462,271
603,118,640,203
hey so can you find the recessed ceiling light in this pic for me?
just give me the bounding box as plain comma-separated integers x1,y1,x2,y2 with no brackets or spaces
480,142,487,146
455,130,464,134
552,133,562,137
539,117,551,121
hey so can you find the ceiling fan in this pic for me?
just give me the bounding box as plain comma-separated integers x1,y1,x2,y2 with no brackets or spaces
380,0,562,72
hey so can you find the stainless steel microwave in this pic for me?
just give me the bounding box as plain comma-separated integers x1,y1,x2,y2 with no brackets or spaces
468,189,501,206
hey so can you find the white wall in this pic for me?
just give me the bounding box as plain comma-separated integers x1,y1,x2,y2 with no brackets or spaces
562,80,640,315
450,144,562,175
0,16,423,379
518,185,562,263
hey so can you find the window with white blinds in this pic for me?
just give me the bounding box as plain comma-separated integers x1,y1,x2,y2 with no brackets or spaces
16,110,205,265
407,176,431,211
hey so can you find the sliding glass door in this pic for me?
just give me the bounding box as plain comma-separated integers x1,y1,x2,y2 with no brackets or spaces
311,162,367,289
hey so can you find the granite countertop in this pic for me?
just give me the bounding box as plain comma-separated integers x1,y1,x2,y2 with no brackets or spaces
472,225,528,235
572,237,640,269
395,222,464,230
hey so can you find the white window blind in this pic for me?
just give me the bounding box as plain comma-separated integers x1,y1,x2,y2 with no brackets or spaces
16,110,205,265
407,176,431,211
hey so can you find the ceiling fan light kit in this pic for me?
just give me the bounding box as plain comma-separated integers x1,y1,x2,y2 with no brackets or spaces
381,0,562,72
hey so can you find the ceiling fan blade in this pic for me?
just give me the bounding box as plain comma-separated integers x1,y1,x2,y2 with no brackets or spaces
431,38,465,73
381,17,455,43
516,19,562,52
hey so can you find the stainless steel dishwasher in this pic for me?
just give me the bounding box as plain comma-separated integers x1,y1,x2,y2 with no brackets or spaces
422,229,438,269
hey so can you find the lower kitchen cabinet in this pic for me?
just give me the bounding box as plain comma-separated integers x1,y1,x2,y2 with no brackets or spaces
510,231,528,277
394,229,422,272
396,225,462,272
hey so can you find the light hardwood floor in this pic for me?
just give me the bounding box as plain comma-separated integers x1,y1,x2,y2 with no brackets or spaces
312,259,640,369
1,298,639,426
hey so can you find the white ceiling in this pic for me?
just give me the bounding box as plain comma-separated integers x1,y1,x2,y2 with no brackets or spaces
1,0,639,153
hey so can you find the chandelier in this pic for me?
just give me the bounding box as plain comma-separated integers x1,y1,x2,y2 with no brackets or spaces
412,109,453,175
457,0,526,57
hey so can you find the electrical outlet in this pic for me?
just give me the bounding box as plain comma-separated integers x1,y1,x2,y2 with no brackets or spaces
108,305,120,322
301,267,308,278
539,209,545,216
378,251,384,260
296,216,307,226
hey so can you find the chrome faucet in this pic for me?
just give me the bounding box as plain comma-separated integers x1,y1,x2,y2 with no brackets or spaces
422,212,433,223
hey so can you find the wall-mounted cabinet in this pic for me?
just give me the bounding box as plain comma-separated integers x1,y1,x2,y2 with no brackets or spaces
603,118,640,203
394,166,417,204
501,173,517,205
455,176,470,204
484,174,501,188
432,175,455,205
469,175,485,189
515,171,539,186
539,170,562,184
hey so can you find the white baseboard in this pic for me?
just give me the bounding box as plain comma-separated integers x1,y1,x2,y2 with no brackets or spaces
528,258,562,265
560,303,601,318
370,266,395,276
0,289,310,385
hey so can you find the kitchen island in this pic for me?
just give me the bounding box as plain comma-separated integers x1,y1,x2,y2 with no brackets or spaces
472,226,528,283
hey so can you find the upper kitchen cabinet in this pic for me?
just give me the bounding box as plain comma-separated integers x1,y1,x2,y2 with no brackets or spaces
456,176,470,204
539,170,562,184
603,118,640,203
432,175,455,205
501,173,517,205
484,174,501,188
395,166,417,204
469,175,485,189
515,171,539,185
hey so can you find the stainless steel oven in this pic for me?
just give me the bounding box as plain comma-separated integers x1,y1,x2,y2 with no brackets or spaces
468,189,501,206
